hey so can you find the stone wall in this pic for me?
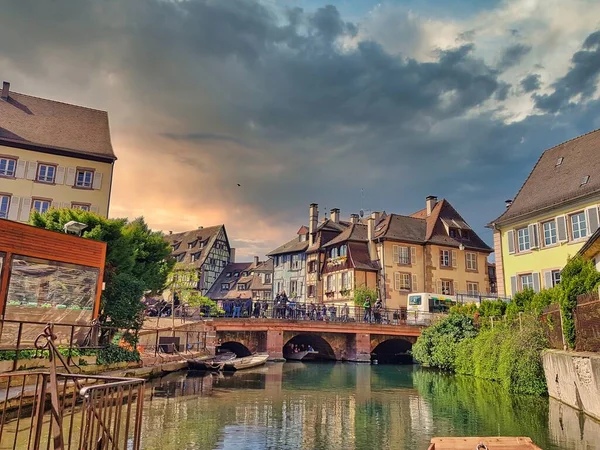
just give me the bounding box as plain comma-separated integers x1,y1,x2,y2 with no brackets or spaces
542,350,600,421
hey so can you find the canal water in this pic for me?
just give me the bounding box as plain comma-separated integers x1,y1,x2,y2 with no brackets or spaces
139,363,600,450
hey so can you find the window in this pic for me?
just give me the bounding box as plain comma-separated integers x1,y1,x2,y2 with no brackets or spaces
32,199,51,214
71,203,90,211
291,254,301,270
461,230,471,240
398,247,410,265
570,212,587,240
37,164,56,183
226,272,232,277
449,228,457,238
467,282,479,296
517,227,530,252
340,245,347,257
176,253,185,263
190,252,201,262
466,253,477,271
0,157,16,177
75,169,94,188
520,274,534,290
543,221,557,246
0,195,10,219
341,272,349,290
440,250,451,267
326,275,334,292
233,272,239,277
581,175,590,186
330,248,338,258
265,273,272,283
551,270,561,287
290,280,298,294
238,283,247,290
188,241,197,249
221,283,229,290
441,280,453,295
308,260,317,273
395,273,411,291
274,256,279,267
308,285,316,297
556,157,563,166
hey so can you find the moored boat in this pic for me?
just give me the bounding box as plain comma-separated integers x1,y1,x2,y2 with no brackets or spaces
188,352,236,371
428,437,542,449
222,354,269,371
284,350,319,361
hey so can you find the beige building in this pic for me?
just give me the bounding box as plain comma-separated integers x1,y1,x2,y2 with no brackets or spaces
374,196,493,308
0,81,116,221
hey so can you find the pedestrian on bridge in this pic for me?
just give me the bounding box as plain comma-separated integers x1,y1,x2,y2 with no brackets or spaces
363,297,372,323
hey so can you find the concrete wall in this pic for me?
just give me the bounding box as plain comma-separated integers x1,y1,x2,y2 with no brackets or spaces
542,349,600,421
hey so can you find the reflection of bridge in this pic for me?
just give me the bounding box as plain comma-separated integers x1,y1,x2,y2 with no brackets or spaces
203,319,425,362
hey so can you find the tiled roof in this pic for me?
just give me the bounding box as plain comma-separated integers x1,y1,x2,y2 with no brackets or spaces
164,225,225,268
266,235,309,256
206,260,272,300
324,223,368,247
0,88,116,161
375,214,426,243
491,128,600,225
254,259,273,271
348,242,379,271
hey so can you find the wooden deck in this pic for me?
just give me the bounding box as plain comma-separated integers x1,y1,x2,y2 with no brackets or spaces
428,437,542,449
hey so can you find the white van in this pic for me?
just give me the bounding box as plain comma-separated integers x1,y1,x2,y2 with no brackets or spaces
406,293,456,324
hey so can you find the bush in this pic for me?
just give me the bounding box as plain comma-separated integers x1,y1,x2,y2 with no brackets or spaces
479,299,507,317
96,344,140,365
353,285,378,307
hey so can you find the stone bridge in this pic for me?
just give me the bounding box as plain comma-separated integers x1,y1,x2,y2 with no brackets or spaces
201,319,423,363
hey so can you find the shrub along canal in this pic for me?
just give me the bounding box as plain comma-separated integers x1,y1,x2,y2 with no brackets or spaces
136,362,599,449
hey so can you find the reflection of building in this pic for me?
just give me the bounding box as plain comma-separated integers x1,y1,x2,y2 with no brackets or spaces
206,257,273,303
0,81,116,220
0,219,106,324
164,225,232,295
489,129,600,297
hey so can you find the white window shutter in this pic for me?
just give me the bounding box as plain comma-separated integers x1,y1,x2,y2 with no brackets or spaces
19,197,32,222
7,196,21,221
543,271,553,289
533,272,541,293
51,201,60,210
412,274,418,292
507,230,515,254
66,167,76,186
55,166,66,184
586,206,599,234
528,224,539,249
394,272,400,291
15,160,26,179
436,279,442,294
410,247,416,264
451,250,457,268
393,245,399,264
556,216,568,242
26,161,37,180
510,276,518,295
92,172,102,190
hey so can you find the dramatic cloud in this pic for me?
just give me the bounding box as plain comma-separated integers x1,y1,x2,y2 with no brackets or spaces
1,0,600,259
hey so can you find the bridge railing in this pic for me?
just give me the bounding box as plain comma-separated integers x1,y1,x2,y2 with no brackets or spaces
175,302,440,326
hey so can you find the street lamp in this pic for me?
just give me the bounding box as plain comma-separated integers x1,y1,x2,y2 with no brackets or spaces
63,221,88,236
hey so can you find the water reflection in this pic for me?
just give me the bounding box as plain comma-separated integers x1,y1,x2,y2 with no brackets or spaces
139,363,600,450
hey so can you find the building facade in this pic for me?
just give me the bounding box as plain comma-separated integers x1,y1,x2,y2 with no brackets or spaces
489,129,600,297
0,81,116,221
206,257,274,303
164,225,232,295
267,227,309,302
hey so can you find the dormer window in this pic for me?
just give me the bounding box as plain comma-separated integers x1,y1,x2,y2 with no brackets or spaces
234,272,239,277
226,272,232,277
221,283,229,291
330,248,338,258
340,245,347,257
176,253,185,262
238,283,247,290
461,230,470,240
449,228,458,238
190,252,201,262
581,175,590,186
188,240,198,249
171,243,180,251
556,157,563,166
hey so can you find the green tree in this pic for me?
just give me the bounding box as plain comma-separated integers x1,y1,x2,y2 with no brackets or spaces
30,208,174,337
353,285,377,306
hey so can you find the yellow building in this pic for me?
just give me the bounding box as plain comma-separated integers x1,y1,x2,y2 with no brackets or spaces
374,196,493,309
488,129,600,297
0,81,116,221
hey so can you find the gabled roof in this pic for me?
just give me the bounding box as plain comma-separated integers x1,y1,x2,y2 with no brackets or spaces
164,225,227,268
491,128,600,226
266,235,309,256
0,88,116,161
375,214,426,243
206,260,272,300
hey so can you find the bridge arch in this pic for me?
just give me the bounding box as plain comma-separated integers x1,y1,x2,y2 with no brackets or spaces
218,341,252,357
371,338,413,364
284,333,337,360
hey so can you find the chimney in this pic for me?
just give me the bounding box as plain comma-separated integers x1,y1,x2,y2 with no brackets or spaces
1,82,9,101
168,231,172,235
230,248,236,263
350,214,359,224
198,226,203,229
253,256,259,266
505,199,513,209
426,195,438,216
330,208,340,223
309,203,318,246
367,213,378,261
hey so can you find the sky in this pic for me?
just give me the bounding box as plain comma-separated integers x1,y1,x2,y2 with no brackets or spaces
2,0,600,260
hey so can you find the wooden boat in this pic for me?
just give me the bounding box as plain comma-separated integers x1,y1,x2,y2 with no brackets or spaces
222,354,269,371
284,350,319,361
188,352,236,371
428,437,542,449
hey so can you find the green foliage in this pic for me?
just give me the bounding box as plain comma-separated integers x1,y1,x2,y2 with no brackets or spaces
529,289,555,315
478,299,507,317
353,285,377,306
556,256,600,348
411,314,478,371
30,208,174,333
449,303,479,316
506,288,536,318
187,292,220,315
96,344,140,365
